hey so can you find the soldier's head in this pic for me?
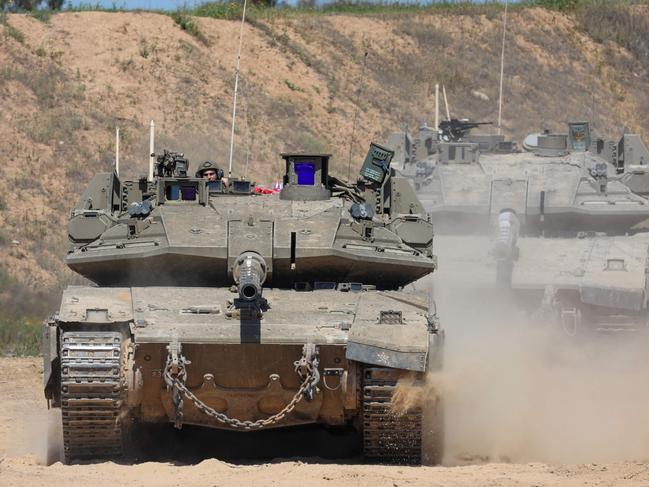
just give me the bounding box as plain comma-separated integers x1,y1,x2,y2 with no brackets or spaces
196,161,222,181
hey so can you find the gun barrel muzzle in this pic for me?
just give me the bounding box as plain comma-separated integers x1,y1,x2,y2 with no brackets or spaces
493,210,520,261
233,252,268,301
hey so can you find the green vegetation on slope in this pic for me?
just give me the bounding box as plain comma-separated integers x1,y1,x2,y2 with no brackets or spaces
177,0,649,21
1,0,649,354
0,316,41,356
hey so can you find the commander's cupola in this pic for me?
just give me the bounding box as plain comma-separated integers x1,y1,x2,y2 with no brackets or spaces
279,154,331,201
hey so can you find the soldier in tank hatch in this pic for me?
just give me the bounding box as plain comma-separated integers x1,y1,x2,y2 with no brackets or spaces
196,160,229,188
196,160,222,181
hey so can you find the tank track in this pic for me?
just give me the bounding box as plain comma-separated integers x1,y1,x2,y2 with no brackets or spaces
362,366,422,464
60,331,127,463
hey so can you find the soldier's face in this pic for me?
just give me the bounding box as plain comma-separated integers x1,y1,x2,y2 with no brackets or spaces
203,170,217,181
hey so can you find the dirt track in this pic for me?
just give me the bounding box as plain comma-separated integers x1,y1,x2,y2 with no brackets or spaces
1,357,649,486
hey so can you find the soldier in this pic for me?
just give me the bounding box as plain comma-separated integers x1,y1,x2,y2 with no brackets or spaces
196,161,229,187
196,161,222,181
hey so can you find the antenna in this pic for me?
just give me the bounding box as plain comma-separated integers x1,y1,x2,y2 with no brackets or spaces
434,83,440,130
442,85,450,121
228,0,248,179
497,0,509,136
243,99,252,179
115,126,120,177
347,47,369,180
148,120,155,181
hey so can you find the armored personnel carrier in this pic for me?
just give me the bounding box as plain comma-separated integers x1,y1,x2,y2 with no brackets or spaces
390,120,649,333
43,144,443,464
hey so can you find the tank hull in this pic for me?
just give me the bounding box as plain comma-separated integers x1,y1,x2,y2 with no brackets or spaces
44,285,443,464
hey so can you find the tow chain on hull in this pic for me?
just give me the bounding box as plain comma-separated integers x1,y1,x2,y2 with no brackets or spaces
362,366,422,464
163,343,320,430
60,331,127,463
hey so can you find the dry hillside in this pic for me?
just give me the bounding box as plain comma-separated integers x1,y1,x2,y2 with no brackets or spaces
1,6,649,316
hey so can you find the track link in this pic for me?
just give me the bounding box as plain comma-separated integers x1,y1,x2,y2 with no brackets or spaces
362,367,422,464
60,331,126,463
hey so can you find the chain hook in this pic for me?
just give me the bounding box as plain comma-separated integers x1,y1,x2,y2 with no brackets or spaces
294,343,320,401
164,341,191,429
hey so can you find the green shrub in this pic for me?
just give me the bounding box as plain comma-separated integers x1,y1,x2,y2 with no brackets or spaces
284,79,303,92
3,22,24,44
31,9,52,23
171,11,210,46
531,0,582,10
0,317,41,356
193,1,244,20
139,37,150,58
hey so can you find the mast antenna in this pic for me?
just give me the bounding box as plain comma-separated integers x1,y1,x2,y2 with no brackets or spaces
442,84,450,121
228,0,248,179
347,46,369,180
115,126,120,177
497,0,509,136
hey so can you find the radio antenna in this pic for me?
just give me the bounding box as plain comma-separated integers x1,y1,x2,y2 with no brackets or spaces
497,0,509,135
227,0,248,179
347,46,369,180
243,90,252,179
148,120,155,181
115,126,120,177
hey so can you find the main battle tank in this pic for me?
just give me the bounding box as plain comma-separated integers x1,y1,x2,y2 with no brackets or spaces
43,144,443,464
389,120,649,333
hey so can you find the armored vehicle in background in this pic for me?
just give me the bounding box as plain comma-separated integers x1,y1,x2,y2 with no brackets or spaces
435,232,649,333
388,119,513,190
390,120,649,333
43,143,443,464
418,122,649,235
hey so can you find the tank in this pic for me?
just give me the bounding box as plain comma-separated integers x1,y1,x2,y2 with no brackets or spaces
43,143,444,464
387,118,513,191
389,120,649,333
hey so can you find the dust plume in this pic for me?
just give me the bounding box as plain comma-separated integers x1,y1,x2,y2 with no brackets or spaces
432,284,649,465
43,409,63,465
5,400,61,465
392,371,424,413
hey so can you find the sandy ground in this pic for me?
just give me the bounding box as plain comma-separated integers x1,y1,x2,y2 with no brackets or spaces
1,357,649,486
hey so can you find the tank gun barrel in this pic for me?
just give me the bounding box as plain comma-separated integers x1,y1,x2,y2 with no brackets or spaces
233,252,268,302
493,210,520,261
492,210,520,288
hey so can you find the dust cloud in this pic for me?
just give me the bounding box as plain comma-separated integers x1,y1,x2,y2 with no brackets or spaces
432,283,649,465
44,409,63,465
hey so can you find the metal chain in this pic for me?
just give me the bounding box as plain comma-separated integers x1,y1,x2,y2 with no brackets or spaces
164,371,312,430
163,344,319,430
